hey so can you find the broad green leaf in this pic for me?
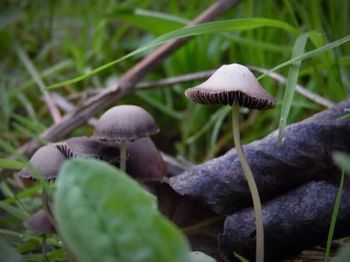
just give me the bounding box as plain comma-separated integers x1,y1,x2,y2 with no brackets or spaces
0,238,23,262
0,158,24,170
333,152,350,175
54,159,190,262
334,247,350,262
278,32,309,142
48,18,297,89
189,251,217,262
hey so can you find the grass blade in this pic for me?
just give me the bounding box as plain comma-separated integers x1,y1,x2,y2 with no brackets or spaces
324,168,344,262
278,32,309,142
48,18,298,89
0,158,24,170
258,34,350,80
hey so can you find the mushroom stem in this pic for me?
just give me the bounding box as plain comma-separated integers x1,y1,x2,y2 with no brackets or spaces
120,140,127,172
232,103,264,262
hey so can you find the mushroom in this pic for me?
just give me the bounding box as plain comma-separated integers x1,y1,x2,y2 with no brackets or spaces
55,136,120,165
93,105,159,172
18,145,66,186
185,63,276,262
126,137,166,181
23,209,55,234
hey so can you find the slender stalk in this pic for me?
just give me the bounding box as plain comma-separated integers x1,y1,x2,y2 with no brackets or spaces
232,104,264,262
324,168,344,262
42,234,49,262
120,140,127,172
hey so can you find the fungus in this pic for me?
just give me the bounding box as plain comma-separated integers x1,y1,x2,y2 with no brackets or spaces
18,145,66,186
94,105,159,172
126,137,166,181
23,209,55,234
55,136,120,165
185,63,275,262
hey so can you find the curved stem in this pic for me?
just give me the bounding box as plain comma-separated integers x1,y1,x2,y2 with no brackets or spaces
120,140,127,172
232,104,264,262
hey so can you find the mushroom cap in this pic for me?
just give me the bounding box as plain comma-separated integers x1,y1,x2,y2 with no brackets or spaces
126,137,166,181
94,105,159,141
185,63,276,109
55,136,120,165
18,145,66,185
23,209,55,234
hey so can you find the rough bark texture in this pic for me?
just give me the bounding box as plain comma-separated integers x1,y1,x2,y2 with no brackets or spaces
169,98,350,214
218,181,350,261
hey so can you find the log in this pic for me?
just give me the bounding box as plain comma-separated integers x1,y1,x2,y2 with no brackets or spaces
218,181,350,261
169,98,350,214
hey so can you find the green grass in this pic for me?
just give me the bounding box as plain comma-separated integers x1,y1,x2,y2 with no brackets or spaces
0,0,349,260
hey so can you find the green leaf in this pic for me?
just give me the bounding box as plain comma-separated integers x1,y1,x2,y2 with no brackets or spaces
189,251,217,262
334,247,350,262
0,238,23,262
278,32,309,142
54,159,190,262
234,252,250,262
333,152,350,175
48,18,297,89
0,158,24,170
324,169,344,262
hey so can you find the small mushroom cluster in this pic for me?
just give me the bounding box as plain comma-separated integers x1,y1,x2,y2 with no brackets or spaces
18,63,275,262
18,105,166,234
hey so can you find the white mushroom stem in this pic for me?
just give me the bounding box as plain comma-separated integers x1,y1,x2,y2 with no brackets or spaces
232,103,264,262
120,140,127,172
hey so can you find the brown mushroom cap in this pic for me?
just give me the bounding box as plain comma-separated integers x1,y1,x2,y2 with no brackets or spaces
185,63,276,109
55,137,120,165
23,209,55,234
126,137,166,181
18,145,66,185
94,105,159,141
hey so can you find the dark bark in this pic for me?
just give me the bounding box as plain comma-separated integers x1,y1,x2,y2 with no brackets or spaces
169,98,350,214
218,181,350,261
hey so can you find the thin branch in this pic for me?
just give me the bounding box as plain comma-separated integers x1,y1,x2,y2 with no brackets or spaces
65,66,334,110
50,93,97,126
138,66,335,108
137,70,216,89
19,0,240,156
249,66,335,108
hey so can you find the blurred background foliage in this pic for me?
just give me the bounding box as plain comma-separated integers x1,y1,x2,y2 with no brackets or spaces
0,1,349,259
0,0,349,162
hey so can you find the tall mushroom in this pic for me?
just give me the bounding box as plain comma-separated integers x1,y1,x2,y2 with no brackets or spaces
185,63,276,262
93,105,159,172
